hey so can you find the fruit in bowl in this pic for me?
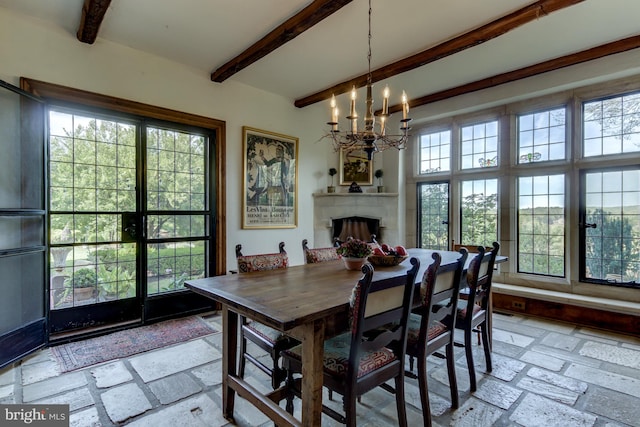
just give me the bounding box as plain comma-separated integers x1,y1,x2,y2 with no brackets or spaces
367,243,408,266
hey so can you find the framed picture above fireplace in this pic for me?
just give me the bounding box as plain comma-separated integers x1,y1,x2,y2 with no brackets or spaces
242,126,298,229
339,148,373,186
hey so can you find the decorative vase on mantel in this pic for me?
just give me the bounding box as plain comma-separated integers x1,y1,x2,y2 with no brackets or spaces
342,257,367,271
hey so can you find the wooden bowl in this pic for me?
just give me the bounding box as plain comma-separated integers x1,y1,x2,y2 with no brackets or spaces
367,255,408,267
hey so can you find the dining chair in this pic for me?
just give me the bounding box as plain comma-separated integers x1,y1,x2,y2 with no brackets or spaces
454,241,500,392
405,249,467,427
282,258,420,427
236,242,298,389
302,238,340,263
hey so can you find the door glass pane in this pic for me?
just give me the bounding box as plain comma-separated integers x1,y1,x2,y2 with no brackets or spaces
583,169,640,284
147,241,206,295
418,182,449,250
0,216,44,250
49,110,138,309
146,127,209,297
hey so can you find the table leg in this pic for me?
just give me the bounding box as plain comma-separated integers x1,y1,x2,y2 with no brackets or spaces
222,306,238,420
300,319,325,427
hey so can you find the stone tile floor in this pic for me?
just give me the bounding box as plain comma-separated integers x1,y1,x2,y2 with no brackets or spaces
1,311,639,426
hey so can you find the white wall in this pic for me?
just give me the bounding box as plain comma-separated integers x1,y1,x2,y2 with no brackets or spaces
0,7,366,272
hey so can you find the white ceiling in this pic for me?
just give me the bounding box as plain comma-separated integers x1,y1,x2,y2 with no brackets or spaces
2,0,640,107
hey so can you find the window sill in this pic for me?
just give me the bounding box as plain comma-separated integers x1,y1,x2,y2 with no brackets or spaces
493,282,640,316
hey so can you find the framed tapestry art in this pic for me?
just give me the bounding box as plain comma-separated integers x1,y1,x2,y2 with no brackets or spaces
242,126,298,229
339,148,373,185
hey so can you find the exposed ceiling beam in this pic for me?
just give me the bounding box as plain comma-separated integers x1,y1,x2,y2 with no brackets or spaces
383,35,640,115
294,0,584,108
76,0,112,44
211,0,353,83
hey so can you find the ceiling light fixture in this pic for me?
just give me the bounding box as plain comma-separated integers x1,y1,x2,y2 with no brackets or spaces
324,0,411,160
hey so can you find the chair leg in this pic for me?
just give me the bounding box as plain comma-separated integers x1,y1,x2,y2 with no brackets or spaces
344,393,357,427
285,369,295,414
238,330,247,379
445,342,459,409
394,375,408,427
481,322,492,373
272,353,284,389
416,353,432,427
464,325,477,392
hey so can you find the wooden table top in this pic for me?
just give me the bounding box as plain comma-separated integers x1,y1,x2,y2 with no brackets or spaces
185,248,489,332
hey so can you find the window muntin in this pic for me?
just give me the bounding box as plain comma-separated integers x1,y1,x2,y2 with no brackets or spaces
418,129,451,174
417,182,449,250
518,108,566,163
583,92,640,157
582,169,640,286
460,120,498,169
460,179,498,247
517,174,565,277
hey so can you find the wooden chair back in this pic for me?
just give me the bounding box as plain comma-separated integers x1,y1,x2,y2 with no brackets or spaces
235,242,288,273
302,238,339,264
464,241,500,313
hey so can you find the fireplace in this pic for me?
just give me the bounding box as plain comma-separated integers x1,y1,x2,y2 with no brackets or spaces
313,192,399,247
332,216,380,244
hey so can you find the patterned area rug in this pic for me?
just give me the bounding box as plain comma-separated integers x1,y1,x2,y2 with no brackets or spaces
51,315,217,372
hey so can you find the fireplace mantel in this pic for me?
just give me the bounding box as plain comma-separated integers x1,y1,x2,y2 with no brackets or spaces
312,192,400,247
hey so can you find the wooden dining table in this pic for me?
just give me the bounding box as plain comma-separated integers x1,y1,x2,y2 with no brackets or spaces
184,248,504,427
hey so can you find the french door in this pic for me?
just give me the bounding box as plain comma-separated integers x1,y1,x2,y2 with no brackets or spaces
48,107,215,335
0,80,46,368
417,181,450,250
580,168,640,286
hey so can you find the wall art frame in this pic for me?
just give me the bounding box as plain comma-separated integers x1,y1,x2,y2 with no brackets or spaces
339,147,373,186
242,126,298,229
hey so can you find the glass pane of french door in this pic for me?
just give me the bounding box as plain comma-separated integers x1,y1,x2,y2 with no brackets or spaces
49,109,137,309
145,127,209,296
418,182,450,250
582,169,640,285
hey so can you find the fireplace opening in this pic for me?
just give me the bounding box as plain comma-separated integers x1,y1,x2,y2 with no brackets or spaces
332,216,380,244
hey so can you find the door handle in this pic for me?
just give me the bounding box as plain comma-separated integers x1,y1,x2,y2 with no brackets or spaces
122,213,139,242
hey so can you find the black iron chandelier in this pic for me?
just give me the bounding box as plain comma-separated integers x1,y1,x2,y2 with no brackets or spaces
324,0,411,160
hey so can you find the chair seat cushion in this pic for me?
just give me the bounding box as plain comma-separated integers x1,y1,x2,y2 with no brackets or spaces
284,332,397,379
406,313,448,347
244,321,290,344
456,301,482,320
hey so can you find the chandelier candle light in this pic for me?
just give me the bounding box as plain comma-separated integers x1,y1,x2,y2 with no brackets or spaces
325,0,411,160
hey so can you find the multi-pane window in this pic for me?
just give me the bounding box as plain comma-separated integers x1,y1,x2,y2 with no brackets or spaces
460,179,498,247
415,84,640,291
582,169,640,285
583,92,640,157
517,175,565,277
418,182,449,250
460,120,498,169
418,129,451,174
518,108,566,163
